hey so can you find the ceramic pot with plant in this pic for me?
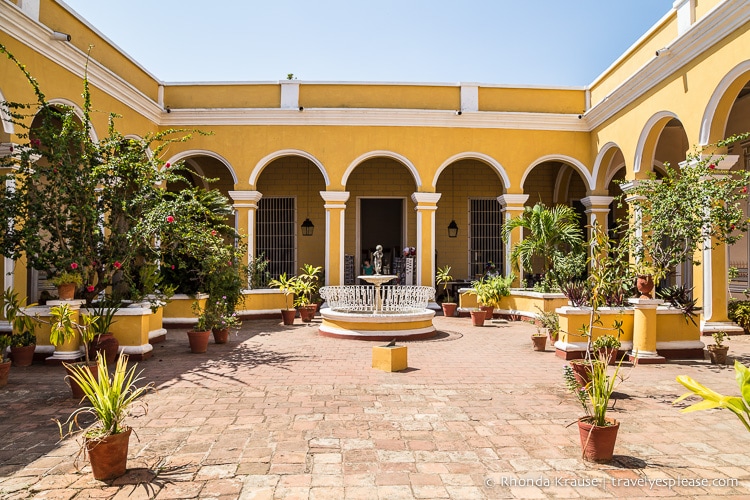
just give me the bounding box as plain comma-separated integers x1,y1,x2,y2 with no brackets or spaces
269,273,298,325
707,331,729,365
469,309,486,327
50,304,100,399
294,264,322,322
531,332,547,351
436,265,457,317
534,306,559,342
86,302,121,364
58,354,154,480
4,288,38,367
187,302,211,353
204,296,241,344
50,268,83,301
592,334,621,366
564,355,628,463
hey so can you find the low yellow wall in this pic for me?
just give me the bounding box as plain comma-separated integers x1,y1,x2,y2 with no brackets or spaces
163,294,208,319
498,292,568,315
559,308,634,344
240,289,289,311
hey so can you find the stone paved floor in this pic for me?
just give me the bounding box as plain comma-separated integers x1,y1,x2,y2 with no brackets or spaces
1,315,750,499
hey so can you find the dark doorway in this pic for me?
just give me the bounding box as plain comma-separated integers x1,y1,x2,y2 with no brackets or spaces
360,198,403,274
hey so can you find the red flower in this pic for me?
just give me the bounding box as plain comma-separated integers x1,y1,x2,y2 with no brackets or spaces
86,285,95,292
171,265,175,270
731,224,736,230
743,186,748,194
165,162,171,168
211,230,217,236
70,262,78,270
709,164,716,170
166,215,174,223
113,261,122,269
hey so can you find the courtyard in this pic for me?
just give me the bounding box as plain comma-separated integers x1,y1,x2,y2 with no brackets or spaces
1,316,749,499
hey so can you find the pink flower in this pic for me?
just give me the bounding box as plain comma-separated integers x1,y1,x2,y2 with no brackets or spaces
211,230,217,236
113,261,121,269
709,164,716,170
70,262,78,270
86,285,95,292
743,186,748,194
166,215,174,223
165,162,171,168
30,138,41,148
171,265,175,270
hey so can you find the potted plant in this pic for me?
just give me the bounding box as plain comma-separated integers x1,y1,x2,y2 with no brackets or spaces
294,264,322,322
470,277,493,320
592,334,622,366
204,296,241,344
86,301,121,363
531,324,547,351
3,288,38,366
436,265,457,317
187,302,211,353
58,354,154,480
469,308,486,327
674,361,750,432
50,303,100,399
50,269,84,301
0,333,11,387
563,354,627,462
534,305,559,342
707,331,729,365
269,273,298,325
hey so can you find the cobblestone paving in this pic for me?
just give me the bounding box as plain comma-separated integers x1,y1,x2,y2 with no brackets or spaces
1,315,750,499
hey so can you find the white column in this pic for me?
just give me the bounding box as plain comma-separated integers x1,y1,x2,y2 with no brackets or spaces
320,191,350,286
229,190,262,260
497,194,529,280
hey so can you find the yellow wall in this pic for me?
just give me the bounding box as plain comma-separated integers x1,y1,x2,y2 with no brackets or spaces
479,87,585,114
300,84,460,110
165,84,281,109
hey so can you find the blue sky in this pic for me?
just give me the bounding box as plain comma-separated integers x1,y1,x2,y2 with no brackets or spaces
62,0,674,86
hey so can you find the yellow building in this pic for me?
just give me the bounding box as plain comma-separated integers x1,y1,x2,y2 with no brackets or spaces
2,0,750,334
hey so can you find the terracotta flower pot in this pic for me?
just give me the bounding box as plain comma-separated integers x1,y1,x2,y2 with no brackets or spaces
480,305,494,320
577,417,620,463
636,274,654,299
597,347,619,366
66,362,99,400
92,334,119,364
298,305,317,322
212,327,229,344
10,344,35,367
569,359,595,387
470,310,486,327
0,360,10,388
531,335,547,351
707,345,729,365
86,427,132,480
187,330,211,353
57,283,76,300
281,309,297,325
441,302,457,318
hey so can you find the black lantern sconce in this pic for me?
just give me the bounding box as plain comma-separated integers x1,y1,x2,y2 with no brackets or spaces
447,219,458,238
301,217,314,236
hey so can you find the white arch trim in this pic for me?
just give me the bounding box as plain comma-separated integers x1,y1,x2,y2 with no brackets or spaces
0,88,13,134
592,141,622,189
634,111,680,174
432,152,511,190
342,150,421,188
47,98,99,143
521,154,593,192
605,161,626,188
168,150,239,184
250,149,330,187
699,59,750,146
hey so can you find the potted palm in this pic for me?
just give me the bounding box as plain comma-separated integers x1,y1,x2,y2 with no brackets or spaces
269,273,298,325
58,354,154,480
707,331,729,365
470,277,495,320
3,288,38,367
295,264,322,322
86,302,120,363
436,265,457,317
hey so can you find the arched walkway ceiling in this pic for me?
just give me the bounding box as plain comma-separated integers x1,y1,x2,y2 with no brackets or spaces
251,149,329,188
520,160,587,207
343,151,420,189
700,61,750,146
521,155,593,195
433,153,510,191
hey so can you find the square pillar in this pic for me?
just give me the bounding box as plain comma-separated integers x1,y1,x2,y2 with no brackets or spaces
372,345,408,372
321,191,350,286
411,192,441,287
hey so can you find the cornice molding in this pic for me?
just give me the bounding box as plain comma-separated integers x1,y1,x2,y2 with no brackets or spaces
160,108,587,131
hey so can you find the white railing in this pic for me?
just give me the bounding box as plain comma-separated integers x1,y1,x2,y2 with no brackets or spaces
320,285,435,313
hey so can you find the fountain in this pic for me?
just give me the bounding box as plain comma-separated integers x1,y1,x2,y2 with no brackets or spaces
319,245,436,340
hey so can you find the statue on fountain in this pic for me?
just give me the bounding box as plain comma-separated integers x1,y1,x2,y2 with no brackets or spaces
372,244,383,275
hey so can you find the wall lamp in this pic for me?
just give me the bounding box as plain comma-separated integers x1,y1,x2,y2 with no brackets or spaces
51,31,71,42
301,218,314,236
448,220,458,238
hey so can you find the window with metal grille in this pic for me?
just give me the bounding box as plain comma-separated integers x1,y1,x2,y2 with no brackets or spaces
469,198,502,278
256,197,296,279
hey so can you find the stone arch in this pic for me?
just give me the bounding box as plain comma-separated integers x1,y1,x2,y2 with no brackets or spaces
521,154,593,192
593,142,625,192
250,149,329,187
343,150,421,188
46,98,98,143
700,60,750,146
432,152,511,190
634,111,680,175
167,149,238,184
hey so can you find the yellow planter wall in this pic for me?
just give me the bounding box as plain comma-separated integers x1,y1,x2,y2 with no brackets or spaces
559,308,634,344
163,294,208,319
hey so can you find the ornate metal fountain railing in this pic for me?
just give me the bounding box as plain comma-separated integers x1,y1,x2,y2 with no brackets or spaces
320,285,435,313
